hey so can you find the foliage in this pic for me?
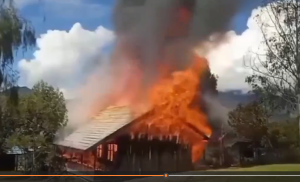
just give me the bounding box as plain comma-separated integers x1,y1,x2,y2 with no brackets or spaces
198,67,219,128
7,81,68,171
0,0,36,152
200,68,218,96
0,95,19,153
268,119,298,148
245,0,300,114
0,1,35,89
228,101,269,145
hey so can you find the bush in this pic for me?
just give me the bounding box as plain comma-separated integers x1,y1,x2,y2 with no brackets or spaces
282,148,300,163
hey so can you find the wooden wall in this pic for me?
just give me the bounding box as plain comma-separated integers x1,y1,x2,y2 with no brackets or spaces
63,134,194,175
113,134,194,172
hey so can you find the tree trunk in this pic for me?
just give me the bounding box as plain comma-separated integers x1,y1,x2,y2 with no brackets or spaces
296,6,300,147
32,148,35,172
297,93,300,146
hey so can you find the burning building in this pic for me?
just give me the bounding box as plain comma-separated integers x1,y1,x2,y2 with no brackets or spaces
55,105,210,172
55,0,243,175
55,54,212,172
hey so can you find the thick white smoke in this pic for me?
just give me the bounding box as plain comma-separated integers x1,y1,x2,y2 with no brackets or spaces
18,23,115,137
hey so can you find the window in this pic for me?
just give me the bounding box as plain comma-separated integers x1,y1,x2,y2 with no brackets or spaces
107,144,118,161
97,145,102,157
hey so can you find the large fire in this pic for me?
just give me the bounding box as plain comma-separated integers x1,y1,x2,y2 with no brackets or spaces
79,0,213,165
127,53,212,162
62,0,245,170
105,1,212,163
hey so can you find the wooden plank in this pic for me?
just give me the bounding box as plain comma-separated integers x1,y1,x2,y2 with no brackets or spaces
131,135,137,171
146,138,153,171
170,136,178,171
152,138,160,171
139,134,148,172
160,140,169,171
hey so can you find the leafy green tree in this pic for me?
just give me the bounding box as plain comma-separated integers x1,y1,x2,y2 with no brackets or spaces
0,1,36,154
244,0,300,144
7,81,68,171
198,65,219,128
268,119,298,148
268,118,300,162
0,1,35,89
228,101,269,146
0,95,19,153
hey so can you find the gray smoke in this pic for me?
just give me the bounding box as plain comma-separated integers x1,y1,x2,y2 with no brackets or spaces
203,93,233,132
113,0,244,85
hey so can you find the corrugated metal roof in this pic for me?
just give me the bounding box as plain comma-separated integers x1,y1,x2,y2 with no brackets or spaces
6,146,23,155
55,106,141,151
5,146,34,154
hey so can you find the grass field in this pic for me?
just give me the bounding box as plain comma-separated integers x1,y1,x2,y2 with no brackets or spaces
1,164,300,182
214,164,300,171
126,164,300,182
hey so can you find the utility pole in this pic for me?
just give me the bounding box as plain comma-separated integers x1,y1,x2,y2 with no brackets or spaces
219,122,226,166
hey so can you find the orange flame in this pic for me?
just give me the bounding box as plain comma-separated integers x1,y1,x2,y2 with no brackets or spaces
129,54,212,162
87,5,212,163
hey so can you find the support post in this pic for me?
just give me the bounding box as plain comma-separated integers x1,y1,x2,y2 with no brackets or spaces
93,150,96,170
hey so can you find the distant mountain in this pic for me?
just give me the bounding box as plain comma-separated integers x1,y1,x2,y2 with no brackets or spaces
1,86,32,96
1,87,256,107
3,87,291,121
65,90,255,108
218,90,294,121
5,87,284,112
218,90,256,109
17,86,33,95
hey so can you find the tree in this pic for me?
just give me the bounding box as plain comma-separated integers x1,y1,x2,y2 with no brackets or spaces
228,101,269,146
7,81,68,171
268,118,300,162
0,95,19,153
268,119,298,148
244,0,300,144
0,0,36,153
198,63,219,127
0,1,36,89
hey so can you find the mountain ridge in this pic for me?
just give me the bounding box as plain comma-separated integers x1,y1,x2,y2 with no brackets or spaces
12,86,255,108
4,86,293,121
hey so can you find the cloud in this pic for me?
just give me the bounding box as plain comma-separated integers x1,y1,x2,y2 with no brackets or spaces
18,22,115,133
204,6,266,91
18,23,115,98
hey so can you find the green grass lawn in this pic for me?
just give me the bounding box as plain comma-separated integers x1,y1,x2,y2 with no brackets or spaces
215,164,300,171
2,165,300,182
127,164,300,182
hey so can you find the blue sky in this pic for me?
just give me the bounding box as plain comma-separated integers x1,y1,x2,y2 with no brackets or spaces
17,0,116,61
17,0,261,60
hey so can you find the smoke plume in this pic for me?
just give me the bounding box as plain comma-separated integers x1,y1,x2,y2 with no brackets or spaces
60,0,244,139
203,93,232,132
111,0,245,131
113,0,244,86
